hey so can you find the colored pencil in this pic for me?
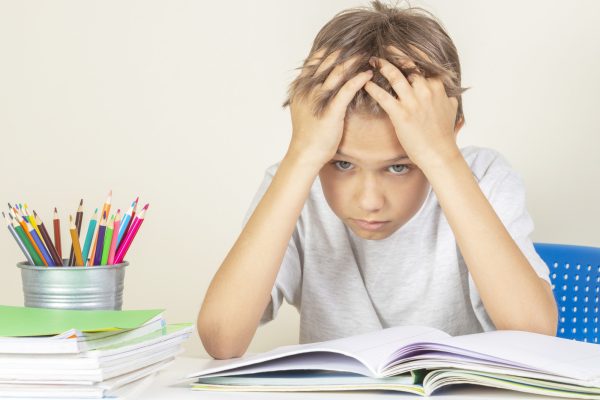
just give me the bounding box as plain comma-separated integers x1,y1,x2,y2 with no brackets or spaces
23,204,43,241
108,210,121,265
3,212,34,265
68,199,83,266
33,210,62,266
11,216,43,266
117,198,137,248
81,208,98,267
114,204,148,264
93,211,107,266
89,191,111,265
53,207,62,261
26,221,54,266
101,214,115,265
14,213,46,265
68,215,84,267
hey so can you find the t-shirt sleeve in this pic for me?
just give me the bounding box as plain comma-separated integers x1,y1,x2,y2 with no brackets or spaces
241,164,303,325
466,150,551,330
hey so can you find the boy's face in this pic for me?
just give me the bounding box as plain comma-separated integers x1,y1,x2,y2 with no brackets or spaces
319,113,430,240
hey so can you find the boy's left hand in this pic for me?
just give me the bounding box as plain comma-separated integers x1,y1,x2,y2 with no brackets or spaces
364,47,461,170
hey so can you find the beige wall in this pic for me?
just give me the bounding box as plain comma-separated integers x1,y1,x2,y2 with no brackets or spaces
0,1,599,357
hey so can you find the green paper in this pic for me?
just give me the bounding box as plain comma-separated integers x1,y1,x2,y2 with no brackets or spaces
0,305,163,337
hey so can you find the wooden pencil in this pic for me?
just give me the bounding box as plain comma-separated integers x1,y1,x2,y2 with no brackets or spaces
114,204,148,264
53,207,62,262
81,208,98,267
14,213,46,265
33,210,62,266
116,198,137,248
10,216,44,266
101,214,115,265
93,211,107,266
26,220,54,266
3,212,34,265
89,191,111,266
108,210,121,265
68,199,83,266
69,215,84,267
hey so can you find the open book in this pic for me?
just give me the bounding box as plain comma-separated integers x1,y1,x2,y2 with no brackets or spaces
188,325,600,399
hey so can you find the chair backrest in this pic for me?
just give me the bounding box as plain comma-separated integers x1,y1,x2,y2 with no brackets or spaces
534,242,600,343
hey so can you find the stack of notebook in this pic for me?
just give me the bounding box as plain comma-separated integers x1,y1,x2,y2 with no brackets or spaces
0,305,192,398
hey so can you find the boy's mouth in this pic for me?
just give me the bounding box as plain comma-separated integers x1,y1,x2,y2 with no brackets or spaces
352,219,390,231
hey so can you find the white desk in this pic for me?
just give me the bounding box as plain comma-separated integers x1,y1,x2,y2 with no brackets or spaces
133,357,569,400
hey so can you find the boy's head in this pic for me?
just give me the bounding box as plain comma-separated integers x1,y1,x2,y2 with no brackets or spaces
284,0,467,125
285,1,468,240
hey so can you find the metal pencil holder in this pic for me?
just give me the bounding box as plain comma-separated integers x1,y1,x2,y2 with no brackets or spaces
17,260,129,310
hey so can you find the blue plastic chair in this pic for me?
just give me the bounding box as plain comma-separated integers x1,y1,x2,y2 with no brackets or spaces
534,242,600,343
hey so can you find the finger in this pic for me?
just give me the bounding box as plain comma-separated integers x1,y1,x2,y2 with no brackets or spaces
370,56,417,105
313,50,341,77
386,46,426,85
298,48,328,79
321,55,362,91
327,70,373,116
363,80,402,118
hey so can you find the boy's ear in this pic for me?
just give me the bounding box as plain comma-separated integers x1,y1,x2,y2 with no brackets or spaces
453,116,465,137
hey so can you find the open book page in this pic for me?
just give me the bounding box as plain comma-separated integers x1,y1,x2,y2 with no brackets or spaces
423,369,600,398
193,371,422,394
189,325,449,380
389,330,600,384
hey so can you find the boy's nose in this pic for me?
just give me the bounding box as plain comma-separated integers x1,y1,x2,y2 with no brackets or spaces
356,175,385,212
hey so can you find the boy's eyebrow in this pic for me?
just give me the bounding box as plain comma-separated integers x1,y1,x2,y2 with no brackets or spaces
335,150,410,163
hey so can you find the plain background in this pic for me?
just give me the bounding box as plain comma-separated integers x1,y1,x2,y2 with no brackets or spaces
0,1,598,357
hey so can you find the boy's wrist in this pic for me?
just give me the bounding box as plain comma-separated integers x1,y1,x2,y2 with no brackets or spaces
416,145,463,177
282,147,327,176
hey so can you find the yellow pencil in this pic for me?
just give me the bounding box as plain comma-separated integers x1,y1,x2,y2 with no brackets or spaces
69,215,84,267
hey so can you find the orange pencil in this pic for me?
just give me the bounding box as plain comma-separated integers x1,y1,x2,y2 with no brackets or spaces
69,215,84,267
14,213,46,265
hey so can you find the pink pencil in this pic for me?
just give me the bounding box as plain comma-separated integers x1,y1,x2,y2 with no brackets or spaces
114,204,148,264
107,209,121,265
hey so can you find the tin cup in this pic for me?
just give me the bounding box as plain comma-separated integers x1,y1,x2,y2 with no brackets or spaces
17,260,129,310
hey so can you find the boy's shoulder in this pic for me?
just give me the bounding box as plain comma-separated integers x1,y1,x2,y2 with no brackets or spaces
460,145,516,183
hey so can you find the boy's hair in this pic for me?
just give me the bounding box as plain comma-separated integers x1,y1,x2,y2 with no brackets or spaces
283,1,468,127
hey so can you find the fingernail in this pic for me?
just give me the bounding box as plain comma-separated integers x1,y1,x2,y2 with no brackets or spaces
369,57,378,68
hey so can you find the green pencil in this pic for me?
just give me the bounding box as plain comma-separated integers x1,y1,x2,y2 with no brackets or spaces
12,219,44,266
101,215,114,265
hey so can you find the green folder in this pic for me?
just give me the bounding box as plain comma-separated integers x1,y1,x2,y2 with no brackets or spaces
0,305,163,337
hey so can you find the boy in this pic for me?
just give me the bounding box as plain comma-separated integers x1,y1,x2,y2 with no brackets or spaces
198,1,558,359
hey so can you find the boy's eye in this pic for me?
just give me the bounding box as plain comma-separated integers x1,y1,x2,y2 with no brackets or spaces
334,161,354,171
387,164,410,175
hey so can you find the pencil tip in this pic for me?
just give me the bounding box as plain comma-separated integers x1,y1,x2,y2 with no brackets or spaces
54,207,57,212
79,198,83,206
33,210,38,217
143,204,149,210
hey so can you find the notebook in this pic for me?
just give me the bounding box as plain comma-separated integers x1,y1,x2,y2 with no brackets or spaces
188,325,600,399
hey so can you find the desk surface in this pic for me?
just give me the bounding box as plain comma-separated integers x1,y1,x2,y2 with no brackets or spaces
132,357,569,400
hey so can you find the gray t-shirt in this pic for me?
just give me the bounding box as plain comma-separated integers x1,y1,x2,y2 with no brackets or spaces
243,146,551,344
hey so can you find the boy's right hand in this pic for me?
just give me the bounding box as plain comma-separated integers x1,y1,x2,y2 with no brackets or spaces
286,50,373,170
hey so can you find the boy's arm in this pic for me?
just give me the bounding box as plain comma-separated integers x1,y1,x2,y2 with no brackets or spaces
197,52,373,359
421,152,558,334
365,51,557,335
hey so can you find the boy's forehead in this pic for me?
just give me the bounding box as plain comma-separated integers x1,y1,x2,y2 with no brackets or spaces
338,113,407,163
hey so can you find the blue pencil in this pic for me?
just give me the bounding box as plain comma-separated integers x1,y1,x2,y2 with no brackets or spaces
3,212,34,265
116,199,137,248
81,208,98,266
93,211,107,266
26,222,55,266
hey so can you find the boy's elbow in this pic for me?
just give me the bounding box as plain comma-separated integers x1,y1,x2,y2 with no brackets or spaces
197,311,249,360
